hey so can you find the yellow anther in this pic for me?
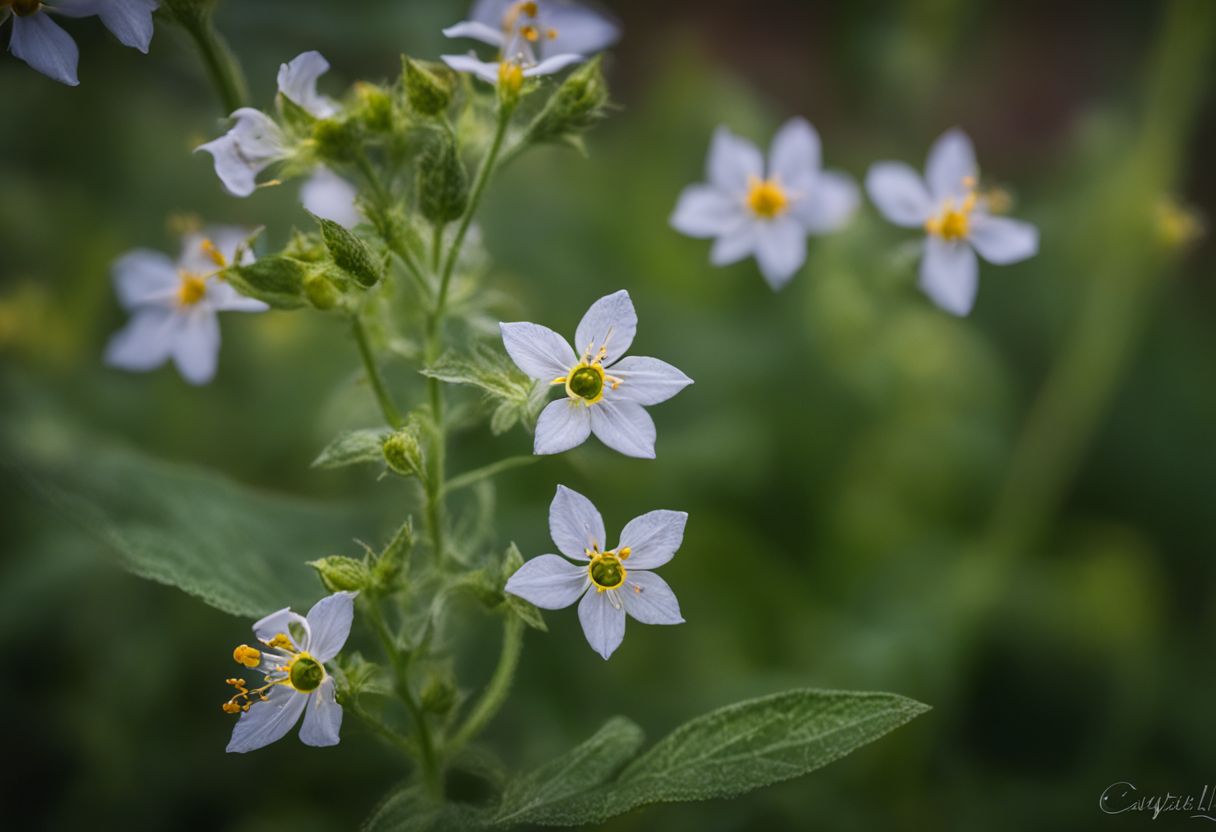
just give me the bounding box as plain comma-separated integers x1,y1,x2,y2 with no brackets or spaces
200,238,228,268
267,633,295,651
926,183,980,242
521,24,539,42
232,644,261,668
520,1,538,16
222,701,242,714
176,273,207,307
618,546,632,560
546,27,558,40
745,177,789,219
498,61,524,94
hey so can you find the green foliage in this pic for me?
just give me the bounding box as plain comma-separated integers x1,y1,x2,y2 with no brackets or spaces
403,57,454,117
419,134,469,225
315,213,383,287
422,348,546,436
525,56,611,149
228,255,310,309
312,428,391,469
309,555,372,592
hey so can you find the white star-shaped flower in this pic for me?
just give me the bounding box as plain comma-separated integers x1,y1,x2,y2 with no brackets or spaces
671,117,860,291
441,0,617,88
104,227,268,385
223,592,356,754
865,128,1039,316
500,289,692,459
196,51,338,198
506,485,686,660
3,0,157,86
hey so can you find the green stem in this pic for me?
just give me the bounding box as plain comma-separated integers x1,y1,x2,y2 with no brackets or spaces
444,455,539,496
177,13,248,114
352,317,404,430
447,615,524,757
349,698,417,757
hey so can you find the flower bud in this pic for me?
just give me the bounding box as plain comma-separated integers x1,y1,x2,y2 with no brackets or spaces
354,82,395,133
382,429,424,478
525,56,609,146
228,256,309,309
418,135,468,226
312,118,360,164
303,271,342,310
420,672,457,715
313,214,383,288
308,556,371,593
402,57,454,117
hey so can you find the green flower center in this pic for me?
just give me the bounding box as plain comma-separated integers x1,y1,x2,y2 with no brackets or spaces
568,365,604,401
288,655,324,692
589,555,625,590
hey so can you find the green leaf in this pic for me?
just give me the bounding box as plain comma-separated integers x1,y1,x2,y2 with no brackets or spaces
227,255,310,309
493,717,646,826
363,785,484,832
7,422,371,618
312,428,390,469
422,348,544,435
494,689,928,827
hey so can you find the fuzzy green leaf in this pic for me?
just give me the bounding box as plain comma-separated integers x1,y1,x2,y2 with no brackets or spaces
312,428,390,469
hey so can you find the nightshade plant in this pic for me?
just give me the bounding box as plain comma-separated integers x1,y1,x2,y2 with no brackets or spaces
66,0,930,827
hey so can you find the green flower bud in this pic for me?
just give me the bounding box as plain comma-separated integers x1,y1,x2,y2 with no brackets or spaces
525,56,609,146
308,555,371,593
418,135,468,226
419,672,457,715
312,118,360,164
402,57,454,117
313,214,383,288
382,429,424,478
303,271,342,310
354,82,395,133
228,256,309,309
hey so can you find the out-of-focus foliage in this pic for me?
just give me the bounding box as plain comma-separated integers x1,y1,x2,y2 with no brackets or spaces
2,0,1214,829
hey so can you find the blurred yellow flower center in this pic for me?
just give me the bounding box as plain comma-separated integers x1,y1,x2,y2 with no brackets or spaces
746,177,789,219
498,61,524,93
925,177,979,241
177,274,207,307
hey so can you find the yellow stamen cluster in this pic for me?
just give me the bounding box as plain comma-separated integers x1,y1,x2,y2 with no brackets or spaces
222,676,273,714
200,238,228,268
498,61,524,94
925,176,979,241
551,345,622,406
221,631,313,715
232,644,261,668
745,177,789,220
176,274,207,307
586,545,631,592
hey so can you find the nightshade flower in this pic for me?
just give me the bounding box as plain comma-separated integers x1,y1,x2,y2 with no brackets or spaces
196,51,338,197
506,485,685,659
3,0,157,86
865,128,1039,316
670,118,859,291
105,227,268,385
223,592,356,754
500,289,692,459
441,0,616,89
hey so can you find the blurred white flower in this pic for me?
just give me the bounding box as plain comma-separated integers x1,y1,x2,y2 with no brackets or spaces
671,118,860,291
3,0,157,86
105,227,268,386
223,592,356,754
301,166,360,229
500,289,692,459
441,0,616,88
506,485,685,659
865,128,1039,316
196,51,336,197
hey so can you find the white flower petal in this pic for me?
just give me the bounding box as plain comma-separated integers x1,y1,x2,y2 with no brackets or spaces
578,588,625,660
505,554,589,609
441,54,501,84
469,0,511,26
710,221,756,266
500,321,576,381
523,53,584,77
171,308,220,386
753,216,806,291
549,484,606,559
670,185,745,238
253,607,310,650
544,3,621,57
618,510,687,570
534,399,592,455
620,570,684,625
178,226,251,274
769,117,821,190
589,398,656,459
968,215,1039,265
277,50,338,119
298,677,343,747
195,109,287,198
609,356,692,406
442,20,505,47
920,237,979,316
104,307,178,373
574,289,636,366
304,591,356,663
111,249,179,310
865,162,933,227
794,169,860,234
300,167,361,229
226,683,308,753
925,127,977,203
708,126,763,194
97,0,157,52
9,12,79,86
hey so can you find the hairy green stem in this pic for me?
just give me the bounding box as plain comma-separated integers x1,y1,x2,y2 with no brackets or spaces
447,614,524,757
176,13,248,114
352,317,404,430
444,455,539,496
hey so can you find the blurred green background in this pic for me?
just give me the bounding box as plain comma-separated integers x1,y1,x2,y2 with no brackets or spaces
2,0,1214,829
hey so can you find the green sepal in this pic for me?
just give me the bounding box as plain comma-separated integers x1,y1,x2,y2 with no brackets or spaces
312,213,384,287
308,555,371,593
226,255,310,309
402,56,454,117
418,133,469,226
